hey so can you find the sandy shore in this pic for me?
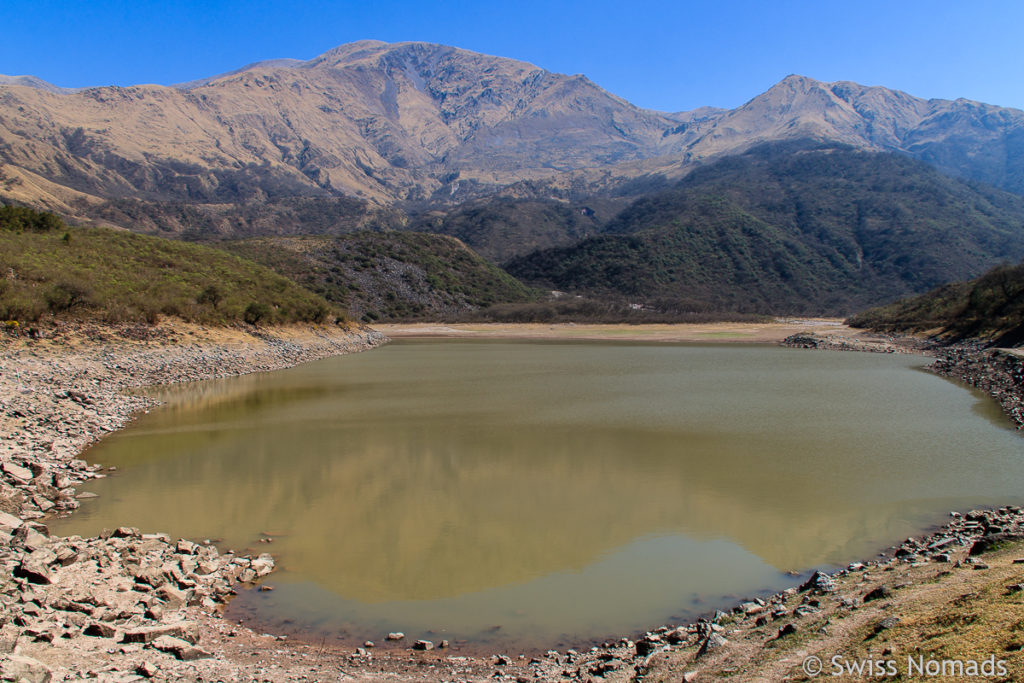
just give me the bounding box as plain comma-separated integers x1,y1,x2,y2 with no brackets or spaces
374,319,856,343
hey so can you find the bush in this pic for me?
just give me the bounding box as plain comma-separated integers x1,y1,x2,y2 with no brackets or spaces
244,301,271,325
45,281,92,312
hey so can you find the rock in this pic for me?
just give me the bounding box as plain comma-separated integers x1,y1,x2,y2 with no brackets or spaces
386,632,405,641
176,539,198,554
969,532,1024,556
83,622,116,638
738,601,763,615
413,639,434,650
863,586,891,603
0,509,23,533
635,639,656,656
0,653,53,683
777,623,798,637
12,525,48,552
875,617,900,632
250,553,275,577
136,661,158,678
111,526,140,539
53,545,78,566
155,584,186,608
664,627,687,644
151,634,211,661
696,633,727,658
134,567,168,588
123,621,199,645
799,570,836,594
14,560,53,585
2,461,33,484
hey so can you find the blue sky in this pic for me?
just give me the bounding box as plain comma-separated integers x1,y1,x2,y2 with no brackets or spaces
2,0,1022,112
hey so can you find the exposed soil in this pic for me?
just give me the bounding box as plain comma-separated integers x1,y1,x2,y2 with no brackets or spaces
374,319,855,344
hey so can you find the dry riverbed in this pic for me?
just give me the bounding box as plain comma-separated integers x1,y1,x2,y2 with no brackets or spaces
2,319,1023,682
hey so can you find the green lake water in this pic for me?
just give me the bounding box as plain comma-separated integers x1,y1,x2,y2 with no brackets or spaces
51,340,1024,651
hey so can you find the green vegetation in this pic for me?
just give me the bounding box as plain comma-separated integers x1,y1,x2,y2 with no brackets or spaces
77,195,405,240
408,198,623,262
0,206,341,326
848,260,1024,345
508,142,1024,315
227,231,540,323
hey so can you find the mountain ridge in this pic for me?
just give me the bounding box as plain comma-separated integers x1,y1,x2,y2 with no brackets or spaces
1,40,1023,236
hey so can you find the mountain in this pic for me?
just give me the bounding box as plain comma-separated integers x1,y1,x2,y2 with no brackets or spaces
0,41,675,217
228,231,539,322
506,143,1024,315
847,260,1024,346
2,41,1024,239
647,74,1024,195
0,75,66,93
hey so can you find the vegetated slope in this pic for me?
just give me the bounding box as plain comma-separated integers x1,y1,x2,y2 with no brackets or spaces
0,205,339,326
408,197,627,262
228,231,539,323
848,260,1024,346
507,142,1024,316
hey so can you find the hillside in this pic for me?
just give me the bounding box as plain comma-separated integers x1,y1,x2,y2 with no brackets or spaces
507,143,1024,315
848,260,1024,346
0,206,339,326
408,197,629,262
2,43,1024,241
227,231,539,322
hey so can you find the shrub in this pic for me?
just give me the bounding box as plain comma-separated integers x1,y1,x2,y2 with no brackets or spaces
244,301,270,325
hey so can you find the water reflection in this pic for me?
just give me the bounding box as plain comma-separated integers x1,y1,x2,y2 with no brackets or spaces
56,341,1024,644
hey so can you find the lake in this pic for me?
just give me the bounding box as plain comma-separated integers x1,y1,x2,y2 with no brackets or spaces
52,340,1024,651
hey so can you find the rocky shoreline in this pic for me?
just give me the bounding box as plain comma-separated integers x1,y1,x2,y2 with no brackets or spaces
0,321,391,681
782,330,1024,430
1,322,1022,681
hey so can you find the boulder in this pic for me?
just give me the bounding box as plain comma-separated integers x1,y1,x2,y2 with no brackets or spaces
0,510,23,533
696,633,727,659
863,586,892,603
799,570,836,594
2,461,33,484
123,621,199,645
151,635,210,661
969,533,1024,556
14,560,53,585
83,622,117,638
0,653,53,683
